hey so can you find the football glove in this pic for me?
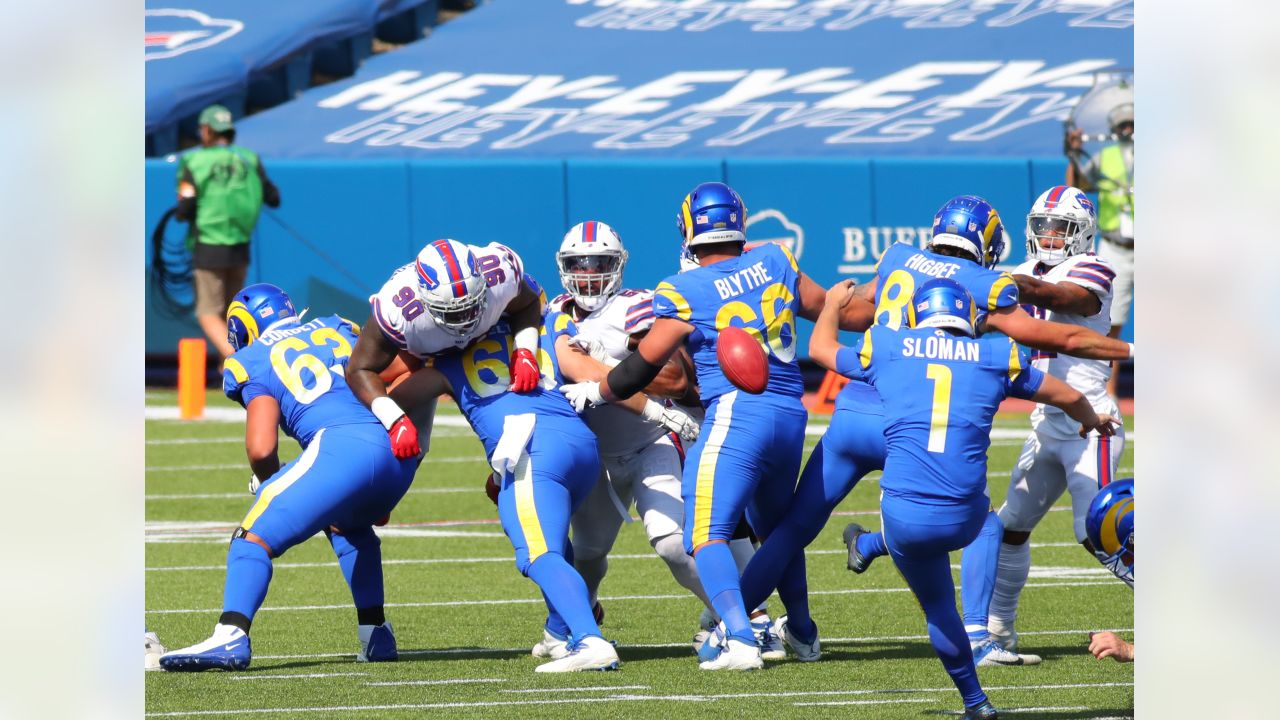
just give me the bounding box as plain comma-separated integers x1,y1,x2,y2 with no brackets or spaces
509,348,541,393
248,474,262,495
388,415,421,459
560,381,605,412
642,399,700,443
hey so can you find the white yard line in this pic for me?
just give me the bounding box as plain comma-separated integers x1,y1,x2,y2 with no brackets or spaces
362,678,507,687
501,686,651,694
147,486,477,501
144,682,1133,717
249,627,1132,661
145,543,1086,572
230,672,368,681
146,580,1118,616
147,456,484,472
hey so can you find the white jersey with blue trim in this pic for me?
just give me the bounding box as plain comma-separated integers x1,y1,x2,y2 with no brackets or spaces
549,289,663,457
1013,252,1120,439
369,242,525,358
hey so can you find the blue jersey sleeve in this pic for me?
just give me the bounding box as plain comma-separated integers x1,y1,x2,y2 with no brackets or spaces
652,277,693,322
983,272,1020,312
833,330,875,382
991,336,1044,399
222,354,271,407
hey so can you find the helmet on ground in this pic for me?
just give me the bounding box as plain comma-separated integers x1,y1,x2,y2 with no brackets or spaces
1026,185,1098,267
415,239,487,337
677,182,747,248
1086,479,1134,587
557,220,628,312
929,195,1007,269
909,277,978,337
226,283,298,351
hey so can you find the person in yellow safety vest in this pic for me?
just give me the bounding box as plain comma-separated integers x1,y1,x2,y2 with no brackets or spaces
1066,102,1134,398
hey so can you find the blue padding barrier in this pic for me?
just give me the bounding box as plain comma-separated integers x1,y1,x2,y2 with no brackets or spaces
145,156,1135,353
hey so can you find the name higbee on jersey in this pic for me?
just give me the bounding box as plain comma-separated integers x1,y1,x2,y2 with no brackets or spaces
901,330,982,363
902,251,962,280
712,260,775,301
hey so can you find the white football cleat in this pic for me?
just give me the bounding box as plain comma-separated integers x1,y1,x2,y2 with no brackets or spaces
987,619,1020,652
973,639,1042,667
532,628,570,660
773,615,822,662
751,613,785,661
145,631,166,671
534,635,619,673
698,637,763,671
692,608,718,651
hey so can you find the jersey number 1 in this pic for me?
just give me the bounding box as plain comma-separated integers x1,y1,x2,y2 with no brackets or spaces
925,363,952,453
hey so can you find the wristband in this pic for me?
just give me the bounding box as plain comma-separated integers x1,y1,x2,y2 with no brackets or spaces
640,398,664,423
514,326,539,354
1127,343,1135,360
371,396,406,431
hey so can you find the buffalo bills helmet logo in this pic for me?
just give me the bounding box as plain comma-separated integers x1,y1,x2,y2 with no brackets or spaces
145,9,243,61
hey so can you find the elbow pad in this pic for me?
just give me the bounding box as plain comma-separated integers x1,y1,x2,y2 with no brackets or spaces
607,352,665,401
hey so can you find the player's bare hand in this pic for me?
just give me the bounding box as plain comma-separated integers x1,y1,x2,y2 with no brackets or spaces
1088,631,1133,663
1080,413,1121,438
1066,127,1084,152
826,279,856,309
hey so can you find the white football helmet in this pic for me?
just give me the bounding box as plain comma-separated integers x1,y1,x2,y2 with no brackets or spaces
678,241,700,273
1025,186,1098,267
557,221,628,312
415,238,488,337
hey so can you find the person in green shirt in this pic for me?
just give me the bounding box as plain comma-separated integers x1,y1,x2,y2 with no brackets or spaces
176,104,281,358
1066,102,1133,397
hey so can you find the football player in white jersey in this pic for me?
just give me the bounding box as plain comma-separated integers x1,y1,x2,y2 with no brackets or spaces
347,238,544,458
532,220,721,658
987,186,1127,652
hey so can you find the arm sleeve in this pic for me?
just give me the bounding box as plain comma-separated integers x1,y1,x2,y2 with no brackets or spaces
1008,364,1045,400
623,292,656,335
652,281,692,322
1001,339,1044,399
222,357,270,406
1061,260,1116,300
986,273,1020,311
368,290,410,351
833,330,874,381
257,159,280,209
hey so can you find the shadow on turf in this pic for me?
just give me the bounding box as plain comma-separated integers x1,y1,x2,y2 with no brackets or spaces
925,708,1132,719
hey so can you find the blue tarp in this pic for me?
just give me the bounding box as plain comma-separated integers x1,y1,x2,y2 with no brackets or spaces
237,0,1133,158
145,0,403,136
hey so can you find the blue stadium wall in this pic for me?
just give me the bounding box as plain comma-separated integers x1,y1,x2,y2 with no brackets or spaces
145,157,1133,356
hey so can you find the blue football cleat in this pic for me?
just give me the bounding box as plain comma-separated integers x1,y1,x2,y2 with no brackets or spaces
358,622,397,662
965,700,999,719
159,624,251,672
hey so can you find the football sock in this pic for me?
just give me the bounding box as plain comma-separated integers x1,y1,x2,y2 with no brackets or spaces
893,550,988,708
774,555,816,642
329,527,385,611
654,534,713,609
527,553,601,645
961,511,1003,646
356,606,386,627
856,530,889,559
728,537,766,613
543,591,570,638
572,553,608,607
695,542,754,644
222,538,273,624
989,540,1032,626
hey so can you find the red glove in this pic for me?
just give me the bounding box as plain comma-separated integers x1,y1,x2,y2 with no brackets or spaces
485,472,501,506
509,348,541,393
388,415,421,459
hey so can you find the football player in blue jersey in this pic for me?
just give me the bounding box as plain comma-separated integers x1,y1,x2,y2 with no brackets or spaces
561,182,869,670
159,284,419,672
381,307,622,672
732,195,1133,665
810,277,1118,719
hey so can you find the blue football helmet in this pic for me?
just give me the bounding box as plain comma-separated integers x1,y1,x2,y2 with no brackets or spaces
908,277,978,337
929,195,1007,269
1086,479,1134,587
226,283,299,352
677,182,747,247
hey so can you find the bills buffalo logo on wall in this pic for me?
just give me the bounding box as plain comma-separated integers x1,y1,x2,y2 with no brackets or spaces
145,9,243,61
744,209,804,261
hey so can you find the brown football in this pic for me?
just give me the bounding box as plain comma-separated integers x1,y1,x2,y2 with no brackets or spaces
716,325,769,394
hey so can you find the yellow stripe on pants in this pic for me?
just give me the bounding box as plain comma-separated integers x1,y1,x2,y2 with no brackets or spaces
242,429,325,531
512,452,548,562
693,391,737,548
